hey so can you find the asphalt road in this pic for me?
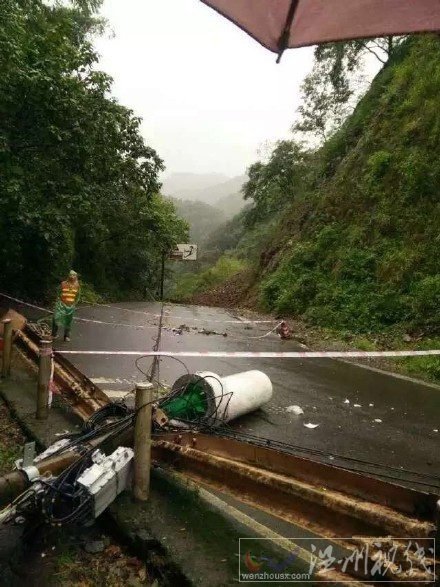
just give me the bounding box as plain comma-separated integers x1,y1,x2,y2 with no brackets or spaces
6,299,440,490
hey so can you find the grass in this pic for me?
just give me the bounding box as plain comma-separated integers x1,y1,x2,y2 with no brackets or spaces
302,323,440,384
352,336,377,352
397,337,440,383
171,255,248,302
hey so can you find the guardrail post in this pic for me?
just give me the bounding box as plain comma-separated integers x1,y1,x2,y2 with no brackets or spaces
133,381,154,501
36,339,52,420
1,319,13,378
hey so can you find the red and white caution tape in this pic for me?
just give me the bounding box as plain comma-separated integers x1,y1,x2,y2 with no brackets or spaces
0,292,158,330
79,301,277,324
0,292,276,326
4,292,440,356
57,349,440,359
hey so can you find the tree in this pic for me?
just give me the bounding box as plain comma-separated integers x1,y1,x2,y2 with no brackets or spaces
0,0,187,300
293,38,402,142
242,140,308,227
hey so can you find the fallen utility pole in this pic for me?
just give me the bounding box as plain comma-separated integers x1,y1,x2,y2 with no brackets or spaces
1,422,437,545
0,424,133,510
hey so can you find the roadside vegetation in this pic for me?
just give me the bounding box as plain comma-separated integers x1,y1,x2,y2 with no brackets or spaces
171,255,247,302
180,35,440,382
0,0,188,304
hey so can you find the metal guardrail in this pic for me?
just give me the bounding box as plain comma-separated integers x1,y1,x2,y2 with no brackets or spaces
14,324,110,420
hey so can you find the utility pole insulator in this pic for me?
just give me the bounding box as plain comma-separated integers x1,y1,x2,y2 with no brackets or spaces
36,339,52,420
133,381,154,501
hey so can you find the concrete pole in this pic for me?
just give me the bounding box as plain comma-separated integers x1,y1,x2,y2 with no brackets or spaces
0,425,135,509
1,319,13,378
133,381,154,501
36,339,52,420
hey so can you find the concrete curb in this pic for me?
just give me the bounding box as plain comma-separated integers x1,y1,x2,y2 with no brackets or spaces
108,466,316,587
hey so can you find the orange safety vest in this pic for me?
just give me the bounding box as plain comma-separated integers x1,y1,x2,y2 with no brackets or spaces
60,281,79,306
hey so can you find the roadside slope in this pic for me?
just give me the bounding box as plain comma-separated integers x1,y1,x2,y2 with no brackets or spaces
259,36,440,337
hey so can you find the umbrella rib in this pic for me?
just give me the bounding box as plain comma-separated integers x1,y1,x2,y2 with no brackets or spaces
276,0,300,63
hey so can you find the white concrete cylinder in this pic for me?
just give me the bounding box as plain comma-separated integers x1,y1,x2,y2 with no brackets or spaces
170,370,272,427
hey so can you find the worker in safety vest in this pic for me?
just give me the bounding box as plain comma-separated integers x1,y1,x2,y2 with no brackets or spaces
52,270,81,342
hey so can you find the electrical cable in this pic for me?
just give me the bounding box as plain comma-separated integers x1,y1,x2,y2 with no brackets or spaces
38,410,139,525
135,353,190,379
83,402,130,431
12,381,438,527
208,427,440,488
148,303,165,384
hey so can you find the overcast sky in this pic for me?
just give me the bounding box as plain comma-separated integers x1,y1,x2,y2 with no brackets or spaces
95,0,315,178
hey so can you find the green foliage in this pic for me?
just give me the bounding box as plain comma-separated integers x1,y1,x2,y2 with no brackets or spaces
399,338,440,382
242,140,309,228
171,198,226,246
352,336,377,351
294,37,401,142
78,281,104,305
258,36,440,336
205,208,247,255
0,444,21,474
367,150,392,181
0,0,188,301
171,256,247,302
294,58,352,141
410,277,440,332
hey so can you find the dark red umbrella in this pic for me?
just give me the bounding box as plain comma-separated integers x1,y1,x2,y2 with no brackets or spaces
201,0,440,61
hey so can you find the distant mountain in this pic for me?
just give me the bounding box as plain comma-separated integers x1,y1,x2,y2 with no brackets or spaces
162,172,248,216
171,198,226,246
161,172,229,198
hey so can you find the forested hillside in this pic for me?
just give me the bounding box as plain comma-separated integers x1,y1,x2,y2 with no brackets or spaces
260,37,440,335
171,199,226,247
186,36,440,344
162,172,247,210
0,0,187,302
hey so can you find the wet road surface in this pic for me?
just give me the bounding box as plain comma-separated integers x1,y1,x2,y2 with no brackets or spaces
7,300,440,490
